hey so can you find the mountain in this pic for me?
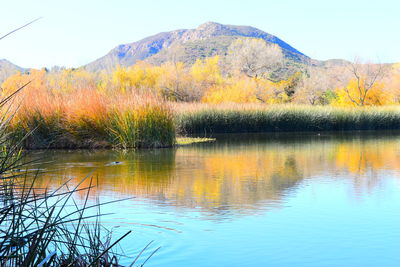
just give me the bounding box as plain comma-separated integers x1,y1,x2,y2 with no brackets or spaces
0,59,24,84
313,58,351,68
84,22,309,72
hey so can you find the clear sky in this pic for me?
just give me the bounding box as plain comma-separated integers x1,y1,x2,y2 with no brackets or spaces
0,0,399,68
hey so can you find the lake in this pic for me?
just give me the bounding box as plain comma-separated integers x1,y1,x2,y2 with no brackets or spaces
28,132,400,266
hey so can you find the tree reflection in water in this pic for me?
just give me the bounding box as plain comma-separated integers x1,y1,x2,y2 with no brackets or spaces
28,131,400,214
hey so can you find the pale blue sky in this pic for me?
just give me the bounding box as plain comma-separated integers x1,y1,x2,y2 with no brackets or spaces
0,0,399,68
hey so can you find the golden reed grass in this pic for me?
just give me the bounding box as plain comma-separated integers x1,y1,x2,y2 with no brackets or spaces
5,85,175,149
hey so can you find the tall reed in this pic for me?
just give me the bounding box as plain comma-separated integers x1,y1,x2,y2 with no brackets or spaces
174,103,400,134
0,89,159,266
6,87,175,149
0,22,159,265
108,95,175,149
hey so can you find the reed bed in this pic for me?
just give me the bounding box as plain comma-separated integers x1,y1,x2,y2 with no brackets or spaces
174,103,400,134
0,24,159,266
0,89,159,266
6,88,175,149
4,82,400,149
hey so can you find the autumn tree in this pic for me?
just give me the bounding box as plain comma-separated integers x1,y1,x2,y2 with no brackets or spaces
202,77,258,103
111,61,162,93
156,61,195,101
47,68,98,93
336,59,389,106
112,65,144,92
294,67,331,105
226,38,284,80
255,74,299,104
386,63,400,102
191,56,222,88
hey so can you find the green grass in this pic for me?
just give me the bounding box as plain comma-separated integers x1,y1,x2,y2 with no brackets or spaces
175,104,400,134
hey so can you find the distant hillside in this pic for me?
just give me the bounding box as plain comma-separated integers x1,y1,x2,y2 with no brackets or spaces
312,58,351,68
0,59,24,83
84,22,310,72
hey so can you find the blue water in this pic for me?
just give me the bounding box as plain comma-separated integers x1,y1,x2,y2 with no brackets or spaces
31,132,400,266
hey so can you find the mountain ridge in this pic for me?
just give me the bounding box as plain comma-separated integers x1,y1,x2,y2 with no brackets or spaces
84,22,310,72
0,59,24,84
1,22,374,80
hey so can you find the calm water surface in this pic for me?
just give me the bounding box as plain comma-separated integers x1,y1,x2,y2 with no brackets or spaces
29,132,400,266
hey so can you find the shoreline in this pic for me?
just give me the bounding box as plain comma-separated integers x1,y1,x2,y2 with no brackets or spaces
19,129,400,151
10,104,400,150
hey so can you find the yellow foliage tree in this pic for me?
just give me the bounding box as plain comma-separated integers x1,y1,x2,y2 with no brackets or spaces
335,78,392,106
388,63,400,102
47,69,97,93
112,65,145,92
333,61,391,106
156,62,195,101
190,56,222,87
202,78,258,103
1,69,48,96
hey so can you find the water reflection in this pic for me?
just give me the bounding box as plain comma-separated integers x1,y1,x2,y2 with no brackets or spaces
29,131,400,214
23,132,400,266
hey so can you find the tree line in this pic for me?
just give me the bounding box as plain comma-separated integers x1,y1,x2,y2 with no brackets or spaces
2,38,400,107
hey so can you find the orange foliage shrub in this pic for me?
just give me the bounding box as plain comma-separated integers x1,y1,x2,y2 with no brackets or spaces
1,68,174,148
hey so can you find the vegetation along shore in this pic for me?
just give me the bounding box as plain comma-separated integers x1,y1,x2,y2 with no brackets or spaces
2,23,400,149
2,63,400,149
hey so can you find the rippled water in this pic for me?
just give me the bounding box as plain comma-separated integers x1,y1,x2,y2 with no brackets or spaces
28,132,400,266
